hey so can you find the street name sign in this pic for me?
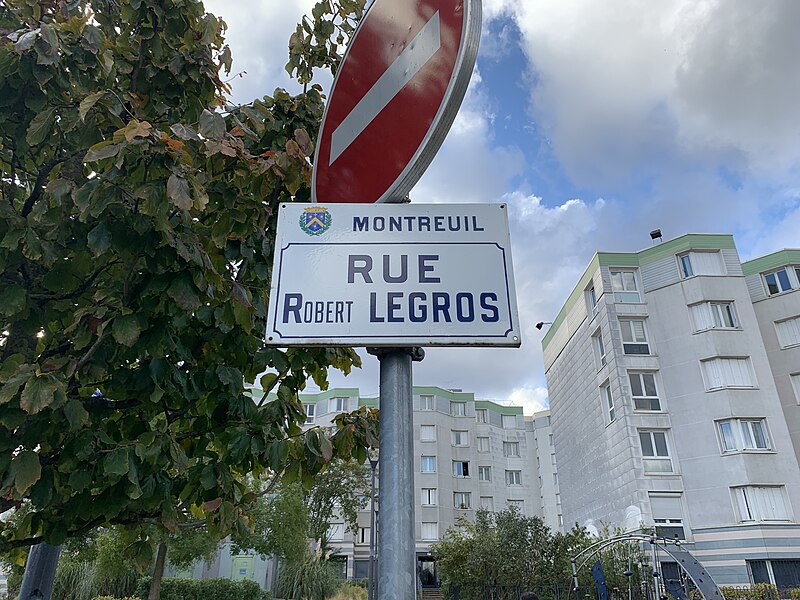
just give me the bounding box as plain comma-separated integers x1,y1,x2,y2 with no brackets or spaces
266,203,520,347
311,0,481,204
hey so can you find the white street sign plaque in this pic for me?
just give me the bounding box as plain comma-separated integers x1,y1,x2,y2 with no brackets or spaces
266,203,520,347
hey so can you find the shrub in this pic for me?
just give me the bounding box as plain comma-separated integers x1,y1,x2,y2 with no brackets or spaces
328,582,368,600
720,585,779,600
277,556,343,600
134,577,271,600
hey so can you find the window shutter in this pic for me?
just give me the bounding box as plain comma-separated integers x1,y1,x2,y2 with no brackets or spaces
776,317,800,348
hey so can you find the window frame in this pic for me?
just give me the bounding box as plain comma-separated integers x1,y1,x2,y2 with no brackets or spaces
419,395,435,411
450,401,467,417
609,269,641,303
587,284,599,318
503,441,520,457
330,397,348,413
453,491,472,509
480,496,494,511
420,522,438,541
593,329,607,368
775,316,800,349
451,430,469,447
620,319,651,355
763,268,794,296
420,455,437,473
475,408,488,423
477,436,490,452
420,424,436,442
638,429,674,474
505,469,522,486
507,499,524,510
629,371,661,411
701,356,757,391
792,373,800,404
732,485,792,522
304,403,316,425
452,460,470,478
478,465,492,482
602,382,615,423
678,253,694,278
501,414,517,429
717,418,772,454
421,487,438,506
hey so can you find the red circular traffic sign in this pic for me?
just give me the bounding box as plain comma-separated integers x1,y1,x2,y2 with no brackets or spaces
311,0,481,204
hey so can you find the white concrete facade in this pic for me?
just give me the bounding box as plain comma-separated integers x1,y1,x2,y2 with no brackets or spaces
543,234,800,587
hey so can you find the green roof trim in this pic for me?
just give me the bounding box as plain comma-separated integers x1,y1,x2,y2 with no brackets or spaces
359,396,379,408
542,234,736,351
413,386,475,401
742,249,800,277
474,400,522,415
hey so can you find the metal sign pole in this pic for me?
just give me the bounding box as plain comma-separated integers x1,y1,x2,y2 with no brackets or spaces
368,347,424,600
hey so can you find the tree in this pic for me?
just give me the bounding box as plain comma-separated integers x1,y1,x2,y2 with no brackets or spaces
0,0,375,568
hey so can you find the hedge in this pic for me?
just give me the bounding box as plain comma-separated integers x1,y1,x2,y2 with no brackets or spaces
134,577,272,600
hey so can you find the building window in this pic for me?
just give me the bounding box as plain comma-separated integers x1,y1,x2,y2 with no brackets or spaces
454,492,472,509
421,488,437,506
717,418,771,453
553,473,558,486
678,251,723,278
749,559,800,588
629,372,661,411
587,284,599,317
732,486,791,522
451,430,469,447
480,496,494,511
304,403,316,425
701,357,756,390
507,499,524,510
593,330,607,368
330,397,348,413
549,434,553,446
358,527,371,544
764,268,793,296
450,401,466,417
502,414,517,429
650,492,685,540
475,408,488,423
690,301,738,331
639,430,673,473
610,269,640,303
420,425,436,442
602,382,615,422
452,461,470,478
655,518,685,540
421,456,436,473
503,441,520,457
558,514,563,527
328,523,345,541
776,316,800,348
505,470,522,486
420,395,434,411
477,436,490,452
421,522,438,540
478,466,492,481
620,319,650,355
793,374,800,403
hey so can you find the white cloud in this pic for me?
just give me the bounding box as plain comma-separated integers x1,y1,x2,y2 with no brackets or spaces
502,385,549,414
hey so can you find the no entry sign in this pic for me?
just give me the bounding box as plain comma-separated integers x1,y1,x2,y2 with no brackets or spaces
311,0,481,204
266,203,520,347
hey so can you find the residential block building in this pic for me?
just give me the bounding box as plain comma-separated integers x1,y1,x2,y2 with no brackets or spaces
542,233,800,587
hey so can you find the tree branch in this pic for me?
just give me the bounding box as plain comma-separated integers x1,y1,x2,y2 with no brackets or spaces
20,153,72,218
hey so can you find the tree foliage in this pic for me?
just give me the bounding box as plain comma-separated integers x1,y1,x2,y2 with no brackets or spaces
432,508,645,600
0,0,375,561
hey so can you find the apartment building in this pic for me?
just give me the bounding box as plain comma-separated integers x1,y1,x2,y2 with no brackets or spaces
542,233,800,587
300,386,562,582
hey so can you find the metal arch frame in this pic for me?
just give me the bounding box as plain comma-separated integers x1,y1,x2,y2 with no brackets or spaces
568,534,724,600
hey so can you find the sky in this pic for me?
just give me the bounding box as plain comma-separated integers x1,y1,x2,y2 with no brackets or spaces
204,0,800,414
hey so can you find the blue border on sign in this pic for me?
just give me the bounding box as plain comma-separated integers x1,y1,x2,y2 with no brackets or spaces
271,242,516,340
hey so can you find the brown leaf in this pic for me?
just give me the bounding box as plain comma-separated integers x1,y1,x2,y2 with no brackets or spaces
167,174,193,210
285,139,303,158
294,128,313,155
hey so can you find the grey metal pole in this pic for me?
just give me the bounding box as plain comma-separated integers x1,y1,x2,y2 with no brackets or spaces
368,457,378,600
369,347,423,600
650,539,659,600
19,543,61,600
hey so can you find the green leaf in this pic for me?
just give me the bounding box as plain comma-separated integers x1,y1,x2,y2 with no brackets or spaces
170,123,201,141
0,285,26,316
167,277,201,310
19,374,59,415
68,469,92,492
84,141,121,162
64,398,89,429
14,29,39,53
79,91,106,121
87,221,112,256
26,107,56,146
259,372,278,392
199,109,226,140
167,174,192,210
11,450,41,495
103,448,129,476
112,315,141,347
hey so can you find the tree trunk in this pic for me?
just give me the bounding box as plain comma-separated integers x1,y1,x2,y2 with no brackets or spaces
18,543,61,600
148,542,168,600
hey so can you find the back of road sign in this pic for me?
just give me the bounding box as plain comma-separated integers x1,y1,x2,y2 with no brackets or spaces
311,0,481,204
266,203,520,347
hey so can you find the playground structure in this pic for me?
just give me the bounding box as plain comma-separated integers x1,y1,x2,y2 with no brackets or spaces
570,535,725,600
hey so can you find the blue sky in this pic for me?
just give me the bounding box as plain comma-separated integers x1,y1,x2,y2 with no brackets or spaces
205,0,800,413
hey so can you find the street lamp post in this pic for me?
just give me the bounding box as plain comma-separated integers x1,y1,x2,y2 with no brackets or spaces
368,455,379,600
